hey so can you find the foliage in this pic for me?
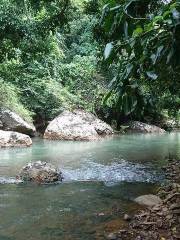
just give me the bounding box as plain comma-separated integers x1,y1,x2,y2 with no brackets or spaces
59,13,106,111
99,0,180,120
1,0,178,127
0,79,33,122
0,0,72,120
0,0,104,121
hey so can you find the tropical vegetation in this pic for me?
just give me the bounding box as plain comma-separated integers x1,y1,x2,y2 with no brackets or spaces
0,0,179,127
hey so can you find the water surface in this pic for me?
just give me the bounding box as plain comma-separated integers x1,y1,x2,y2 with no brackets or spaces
0,132,179,240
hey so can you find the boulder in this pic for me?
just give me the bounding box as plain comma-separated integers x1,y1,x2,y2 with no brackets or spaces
122,121,165,134
134,194,162,207
44,109,113,141
19,161,62,183
0,109,36,136
0,130,32,147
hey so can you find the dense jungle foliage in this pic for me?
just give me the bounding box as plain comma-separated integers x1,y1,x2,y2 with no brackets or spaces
99,0,180,125
0,0,179,127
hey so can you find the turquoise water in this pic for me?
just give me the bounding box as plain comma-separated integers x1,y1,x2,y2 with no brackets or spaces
0,132,179,240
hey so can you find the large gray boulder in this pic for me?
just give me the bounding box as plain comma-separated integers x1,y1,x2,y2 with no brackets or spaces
44,109,113,141
0,130,32,147
0,109,36,136
134,194,162,207
19,161,62,183
122,121,165,134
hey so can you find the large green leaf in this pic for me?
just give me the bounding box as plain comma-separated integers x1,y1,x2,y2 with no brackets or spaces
146,71,158,80
104,42,113,60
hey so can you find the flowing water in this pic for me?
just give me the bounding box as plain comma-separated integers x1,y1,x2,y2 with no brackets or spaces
0,132,179,240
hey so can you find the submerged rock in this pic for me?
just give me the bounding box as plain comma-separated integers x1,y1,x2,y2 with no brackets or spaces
134,194,162,207
19,161,63,183
0,108,36,136
44,109,113,141
0,130,32,147
122,121,165,134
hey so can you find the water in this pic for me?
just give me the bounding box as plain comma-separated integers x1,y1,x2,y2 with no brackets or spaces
0,132,179,240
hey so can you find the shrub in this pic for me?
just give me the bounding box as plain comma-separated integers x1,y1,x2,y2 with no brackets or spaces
0,79,33,123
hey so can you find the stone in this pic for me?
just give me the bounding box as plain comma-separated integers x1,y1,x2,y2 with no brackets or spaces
106,233,117,240
0,108,36,136
19,161,62,183
134,194,162,207
122,121,165,134
0,130,32,147
44,109,113,141
123,214,131,221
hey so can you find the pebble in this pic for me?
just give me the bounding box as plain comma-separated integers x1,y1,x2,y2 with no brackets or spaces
106,233,117,240
123,214,131,221
98,212,105,216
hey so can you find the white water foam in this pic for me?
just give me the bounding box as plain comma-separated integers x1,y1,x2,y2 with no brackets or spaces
0,177,22,184
0,160,162,185
62,160,162,185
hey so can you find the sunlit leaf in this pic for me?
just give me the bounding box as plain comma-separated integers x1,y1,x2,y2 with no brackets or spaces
146,71,158,80
104,42,113,60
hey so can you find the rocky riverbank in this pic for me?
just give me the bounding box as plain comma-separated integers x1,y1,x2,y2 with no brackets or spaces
106,158,180,240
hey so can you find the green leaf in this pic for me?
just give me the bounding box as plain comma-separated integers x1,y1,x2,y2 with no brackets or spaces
172,8,180,20
124,63,133,79
124,21,128,39
133,26,143,37
146,71,158,80
151,45,164,65
103,90,113,104
121,93,137,116
108,76,117,88
166,48,174,64
104,42,113,60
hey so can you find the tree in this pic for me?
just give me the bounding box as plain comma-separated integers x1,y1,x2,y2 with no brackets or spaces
0,0,73,121
99,0,180,122
0,0,105,123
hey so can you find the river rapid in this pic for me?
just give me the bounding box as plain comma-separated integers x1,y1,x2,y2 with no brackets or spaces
0,132,179,240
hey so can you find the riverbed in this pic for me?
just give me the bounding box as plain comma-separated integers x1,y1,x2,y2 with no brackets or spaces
0,132,179,240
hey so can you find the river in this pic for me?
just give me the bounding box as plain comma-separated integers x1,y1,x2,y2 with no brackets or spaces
0,132,179,240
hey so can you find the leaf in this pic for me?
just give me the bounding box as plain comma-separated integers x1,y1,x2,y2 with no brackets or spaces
108,76,117,88
104,42,113,60
146,71,158,80
151,45,164,65
133,26,143,37
103,90,113,104
124,63,133,79
157,45,164,55
166,48,174,64
163,10,171,19
102,4,110,11
153,15,163,24
172,8,180,20
116,94,123,110
122,94,137,116
110,5,121,12
124,21,128,39
122,94,129,115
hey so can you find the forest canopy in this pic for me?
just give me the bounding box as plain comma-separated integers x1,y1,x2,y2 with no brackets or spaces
0,0,179,127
